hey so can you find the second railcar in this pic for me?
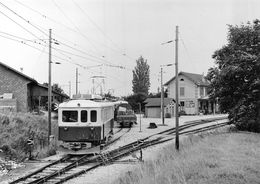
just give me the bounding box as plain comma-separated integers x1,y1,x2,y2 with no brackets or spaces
114,101,137,127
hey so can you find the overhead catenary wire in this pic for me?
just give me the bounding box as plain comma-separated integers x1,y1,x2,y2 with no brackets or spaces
51,0,102,56
1,1,138,92
0,31,44,44
71,0,123,53
14,0,137,64
0,29,130,73
71,0,138,62
0,9,42,40
0,1,48,38
0,33,129,85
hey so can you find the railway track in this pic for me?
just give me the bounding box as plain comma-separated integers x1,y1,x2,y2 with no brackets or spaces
105,127,132,147
9,116,228,184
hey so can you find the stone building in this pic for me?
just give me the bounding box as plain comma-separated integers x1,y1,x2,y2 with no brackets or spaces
0,62,69,112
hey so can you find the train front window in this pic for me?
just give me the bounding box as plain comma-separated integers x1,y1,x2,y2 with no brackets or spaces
81,110,88,122
62,111,78,122
91,110,97,122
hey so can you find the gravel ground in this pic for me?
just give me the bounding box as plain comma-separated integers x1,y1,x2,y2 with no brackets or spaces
0,114,227,184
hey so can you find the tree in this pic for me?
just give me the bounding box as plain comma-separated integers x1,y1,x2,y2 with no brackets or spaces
52,83,64,94
123,93,147,113
43,83,64,94
132,56,150,95
206,20,260,132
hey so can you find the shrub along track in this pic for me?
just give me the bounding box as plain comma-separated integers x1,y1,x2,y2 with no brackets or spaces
9,117,228,184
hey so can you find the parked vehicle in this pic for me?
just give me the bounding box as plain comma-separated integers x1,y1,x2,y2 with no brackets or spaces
114,101,137,127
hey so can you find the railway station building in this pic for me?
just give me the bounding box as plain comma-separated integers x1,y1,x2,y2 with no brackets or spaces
0,62,69,112
164,71,219,115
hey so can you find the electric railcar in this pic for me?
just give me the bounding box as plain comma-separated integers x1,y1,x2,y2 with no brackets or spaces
58,99,114,152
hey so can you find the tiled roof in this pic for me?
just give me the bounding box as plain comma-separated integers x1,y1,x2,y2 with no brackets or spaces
0,61,37,83
0,61,69,98
144,98,175,107
164,71,210,86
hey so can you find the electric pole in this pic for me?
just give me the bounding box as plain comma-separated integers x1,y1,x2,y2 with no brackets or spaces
76,68,78,95
175,26,179,150
69,81,71,98
48,29,52,145
161,67,165,125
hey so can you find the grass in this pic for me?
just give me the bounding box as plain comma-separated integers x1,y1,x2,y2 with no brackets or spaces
0,112,59,161
114,127,260,184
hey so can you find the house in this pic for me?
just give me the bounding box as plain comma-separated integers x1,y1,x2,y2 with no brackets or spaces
0,62,69,112
144,98,175,118
164,71,218,115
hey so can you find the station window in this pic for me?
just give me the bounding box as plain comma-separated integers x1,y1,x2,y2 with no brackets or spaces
180,87,185,96
91,110,97,122
62,111,78,122
200,87,204,96
81,110,88,122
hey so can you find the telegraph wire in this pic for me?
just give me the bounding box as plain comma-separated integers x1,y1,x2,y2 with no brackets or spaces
0,32,83,69
14,0,102,58
0,9,42,40
0,2,48,38
0,29,128,71
14,0,85,40
14,0,137,65
0,30,129,86
51,0,102,56
3,1,134,80
14,0,100,55
179,34,195,68
0,31,44,44
53,47,110,65
70,0,138,64
71,0,122,52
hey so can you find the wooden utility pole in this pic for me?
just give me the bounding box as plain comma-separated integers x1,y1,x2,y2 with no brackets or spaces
175,26,179,150
48,29,52,145
161,67,165,125
69,81,71,98
139,103,142,132
76,68,78,95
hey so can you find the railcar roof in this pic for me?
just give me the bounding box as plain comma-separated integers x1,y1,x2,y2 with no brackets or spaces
113,100,128,105
59,100,114,108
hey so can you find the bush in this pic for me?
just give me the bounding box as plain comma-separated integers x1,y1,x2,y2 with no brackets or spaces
0,112,58,161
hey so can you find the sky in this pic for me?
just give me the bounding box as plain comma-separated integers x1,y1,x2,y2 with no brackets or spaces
0,0,259,97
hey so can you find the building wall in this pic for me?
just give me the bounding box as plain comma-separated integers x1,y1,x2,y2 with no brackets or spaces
0,99,17,112
167,75,197,99
167,75,198,114
0,65,30,112
146,107,161,118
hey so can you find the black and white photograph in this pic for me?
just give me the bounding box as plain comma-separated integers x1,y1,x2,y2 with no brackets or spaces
0,0,259,183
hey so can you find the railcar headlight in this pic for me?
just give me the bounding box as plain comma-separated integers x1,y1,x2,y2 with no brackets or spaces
64,127,68,131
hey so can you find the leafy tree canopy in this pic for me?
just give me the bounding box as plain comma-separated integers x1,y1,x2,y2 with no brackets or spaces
132,56,150,95
123,92,147,112
43,83,65,94
206,20,260,132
